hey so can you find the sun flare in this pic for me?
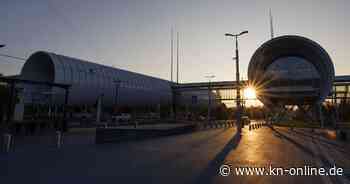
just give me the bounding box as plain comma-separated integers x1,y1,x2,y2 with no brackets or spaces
243,86,257,100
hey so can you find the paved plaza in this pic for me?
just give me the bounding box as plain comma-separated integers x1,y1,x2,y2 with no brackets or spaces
1,124,350,184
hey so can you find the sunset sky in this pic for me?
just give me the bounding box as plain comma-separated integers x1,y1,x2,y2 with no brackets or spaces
1,0,349,82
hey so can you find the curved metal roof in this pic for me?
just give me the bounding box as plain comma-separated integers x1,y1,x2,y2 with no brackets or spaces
20,51,172,106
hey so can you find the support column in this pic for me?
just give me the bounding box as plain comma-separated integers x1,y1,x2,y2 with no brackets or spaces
207,85,211,123
172,90,177,120
318,102,324,128
62,88,69,132
5,82,15,133
96,94,102,123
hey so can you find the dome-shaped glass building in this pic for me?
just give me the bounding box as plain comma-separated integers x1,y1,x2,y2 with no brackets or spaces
248,35,335,106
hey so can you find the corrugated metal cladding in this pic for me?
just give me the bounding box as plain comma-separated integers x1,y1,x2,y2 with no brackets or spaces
20,51,173,106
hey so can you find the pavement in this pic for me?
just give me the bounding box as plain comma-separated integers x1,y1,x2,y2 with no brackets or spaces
110,123,191,130
1,122,350,184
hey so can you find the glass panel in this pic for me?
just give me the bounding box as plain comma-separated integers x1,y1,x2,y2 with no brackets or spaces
336,85,346,92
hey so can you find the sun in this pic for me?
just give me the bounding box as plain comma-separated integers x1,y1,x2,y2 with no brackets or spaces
243,86,257,100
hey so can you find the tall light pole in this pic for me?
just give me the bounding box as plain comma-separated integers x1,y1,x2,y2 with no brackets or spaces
225,31,248,129
205,75,215,122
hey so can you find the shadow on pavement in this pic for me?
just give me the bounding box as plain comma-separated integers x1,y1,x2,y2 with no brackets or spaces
269,126,315,156
288,129,350,154
194,129,241,184
269,126,335,168
189,128,232,149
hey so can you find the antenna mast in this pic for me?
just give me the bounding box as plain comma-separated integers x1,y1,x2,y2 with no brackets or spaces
176,31,179,84
171,29,174,82
269,8,274,39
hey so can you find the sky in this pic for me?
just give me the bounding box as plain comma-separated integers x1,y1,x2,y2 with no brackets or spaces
1,0,349,83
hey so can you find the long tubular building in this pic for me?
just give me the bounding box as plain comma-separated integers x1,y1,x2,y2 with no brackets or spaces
20,51,173,107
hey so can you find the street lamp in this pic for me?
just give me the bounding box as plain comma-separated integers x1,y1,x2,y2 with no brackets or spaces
205,75,215,122
225,30,248,130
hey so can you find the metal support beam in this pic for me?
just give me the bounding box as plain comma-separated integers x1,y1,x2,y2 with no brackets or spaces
172,91,177,120
207,83,211,122
318,102,324,128
62,88,70,132
5,82,15,133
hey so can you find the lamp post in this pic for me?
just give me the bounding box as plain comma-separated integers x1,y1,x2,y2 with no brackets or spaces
225,31,248,130
205,75,215,123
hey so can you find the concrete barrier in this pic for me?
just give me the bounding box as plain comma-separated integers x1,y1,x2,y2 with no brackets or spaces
95,124,197,144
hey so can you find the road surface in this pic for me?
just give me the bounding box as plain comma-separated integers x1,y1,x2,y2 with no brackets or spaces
1,123,350,184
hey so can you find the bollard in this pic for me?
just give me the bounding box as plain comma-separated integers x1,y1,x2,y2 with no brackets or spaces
56,131,62,149
3,133,13,153
339,131,347,141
